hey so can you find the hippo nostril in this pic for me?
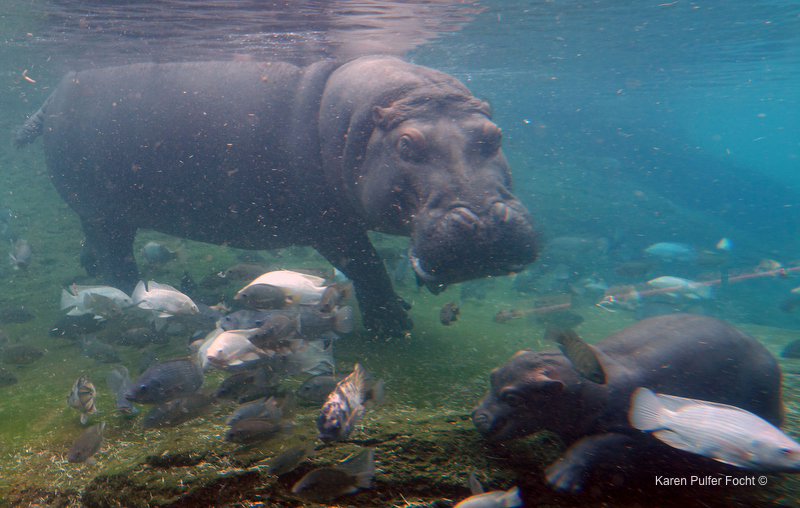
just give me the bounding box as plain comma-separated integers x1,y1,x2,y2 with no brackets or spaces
490,202,512,223
472,411,491,432
448,206,482,232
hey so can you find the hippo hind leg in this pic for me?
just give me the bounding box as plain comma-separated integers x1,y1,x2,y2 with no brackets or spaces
545,433,641,493
80,218,139,292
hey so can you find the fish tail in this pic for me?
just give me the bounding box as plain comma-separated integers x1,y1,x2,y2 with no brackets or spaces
351,448,376,489
61,288,79,310
131,281,147,304
80,413,88,425
334,306,354,334
628,387,665,431
500,486,523,508
339,281,356,300
369,379,386,405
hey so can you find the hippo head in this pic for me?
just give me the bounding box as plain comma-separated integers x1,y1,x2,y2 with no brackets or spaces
472,349,568,441
320,56,538,292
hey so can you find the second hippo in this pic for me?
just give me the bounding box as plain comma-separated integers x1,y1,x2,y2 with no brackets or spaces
472,314,783,492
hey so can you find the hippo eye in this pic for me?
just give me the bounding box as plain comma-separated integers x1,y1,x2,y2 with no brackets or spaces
500,389,524,408
396,128,426,162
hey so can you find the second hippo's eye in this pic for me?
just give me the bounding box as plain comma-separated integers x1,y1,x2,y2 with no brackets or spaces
396,128,426,162
500,389,524,408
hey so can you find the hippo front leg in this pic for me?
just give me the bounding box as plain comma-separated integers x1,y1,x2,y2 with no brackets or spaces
313,232,412,338
545,433,638,493
80,218,139,292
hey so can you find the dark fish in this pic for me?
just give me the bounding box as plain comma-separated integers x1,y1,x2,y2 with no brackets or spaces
291,447,375,502
115,327,161,348
234,283,287,310
142,394,215,428
439,302,460,326
316,282,354,314
4,343,44,365
67,375,100,424
225,396,281,426
139,241,179,265
0,367,18,387
534,309,583,330
545,326,606,384
224,263,270,281
296,373,347,403
317,363,367,441
179,270,198,294
213,367,280,403
248,314,299,349
67,422,105,464
0,306,36,324
267,441,315,476
107,365,137,414
297,370,382,404
199,271,231,290
782,340,800,359
9,239,32,271
48,313,105,339
139,349,159,374
80,336,122,363
125,357,204,404
224,417,294,444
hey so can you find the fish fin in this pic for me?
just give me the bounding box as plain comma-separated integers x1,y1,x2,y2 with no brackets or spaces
650,392,759,418
80,413,88,425
342,404,366,438
500,486,523,508
279,419,294,436
153,312,170,331
367,379,386,406
468,471,484,495
334,306,354,334
66,307,89,316
86,457,98,466
340,281,355,300
341,448,375,488
147,281,179,293
131,281,147,304
652,429,696,453
628,387,666,431
61,288,78,310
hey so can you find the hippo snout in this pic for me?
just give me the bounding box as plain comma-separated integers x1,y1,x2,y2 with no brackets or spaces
409,198,538,289
472,408,493,435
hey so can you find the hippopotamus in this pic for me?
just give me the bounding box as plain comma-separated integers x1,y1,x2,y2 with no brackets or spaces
472,314,783,492
14,56,538,336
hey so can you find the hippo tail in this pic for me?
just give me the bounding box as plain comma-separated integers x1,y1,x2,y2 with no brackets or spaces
14,80,66,148
14,104,46,147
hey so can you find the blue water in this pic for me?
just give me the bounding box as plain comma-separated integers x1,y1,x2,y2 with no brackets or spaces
2,0,800,506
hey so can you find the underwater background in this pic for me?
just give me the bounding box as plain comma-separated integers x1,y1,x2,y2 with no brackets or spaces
0,0,800,506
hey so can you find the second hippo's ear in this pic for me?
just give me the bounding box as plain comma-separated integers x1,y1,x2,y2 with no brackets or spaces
532,372,565,393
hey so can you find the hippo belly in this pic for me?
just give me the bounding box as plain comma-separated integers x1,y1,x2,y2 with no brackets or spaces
472,314,783,492
15,57,539,336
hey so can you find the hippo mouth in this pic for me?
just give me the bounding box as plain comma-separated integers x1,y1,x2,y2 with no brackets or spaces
408,200,538,293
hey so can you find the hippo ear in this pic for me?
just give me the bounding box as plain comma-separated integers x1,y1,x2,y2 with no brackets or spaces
372,106,389,127
532,372,565,393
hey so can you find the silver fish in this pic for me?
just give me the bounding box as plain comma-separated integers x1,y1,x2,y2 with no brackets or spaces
139,241,179,265
291,447,375,502
67,422,105,464
67,375,100,424
142,394,215,428
453,487,522,508
317,363,367,441
629,387,800,472
9,239,31,270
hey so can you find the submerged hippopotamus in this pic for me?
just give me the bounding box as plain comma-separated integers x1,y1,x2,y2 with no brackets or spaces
15,56,538,335
472,314,783,492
